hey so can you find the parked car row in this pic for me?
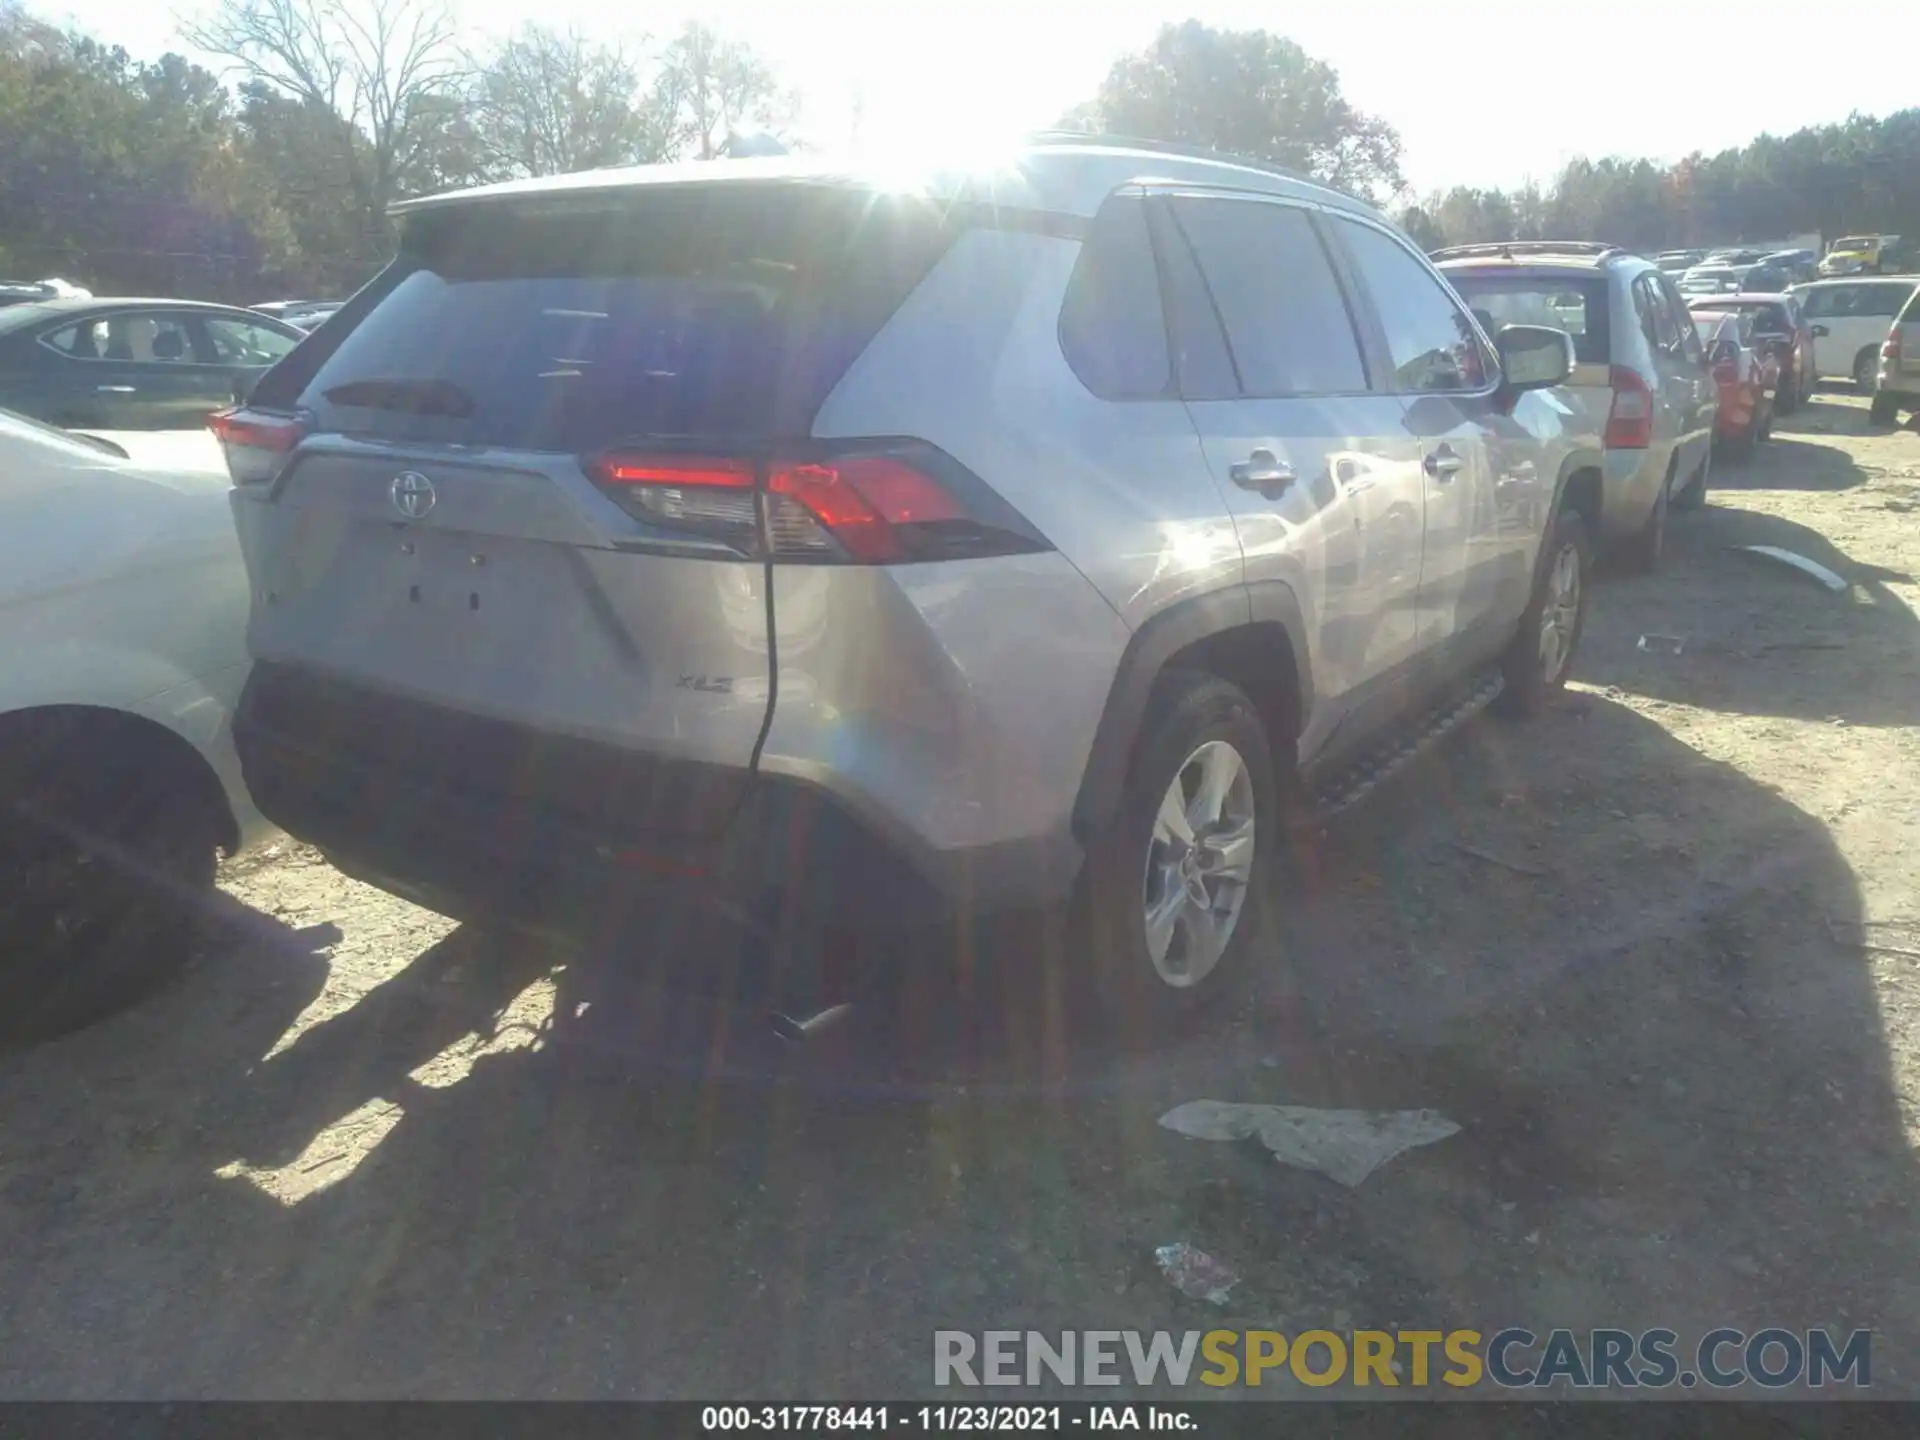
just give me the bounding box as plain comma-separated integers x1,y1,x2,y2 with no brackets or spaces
1433,241,1714,573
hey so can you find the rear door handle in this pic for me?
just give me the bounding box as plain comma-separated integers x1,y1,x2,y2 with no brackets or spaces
1230,448,1296,498
1424,446,1464,480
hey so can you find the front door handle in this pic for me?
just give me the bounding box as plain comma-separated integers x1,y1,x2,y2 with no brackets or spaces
1230,448,1296,498
1424,446,1464,480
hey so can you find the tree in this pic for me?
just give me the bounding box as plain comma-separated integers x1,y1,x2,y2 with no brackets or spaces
180,0,462,258
1071,21,1404,201
467,25,662,179
0,6,302,296
1398,204,1443,252
652,21,792,162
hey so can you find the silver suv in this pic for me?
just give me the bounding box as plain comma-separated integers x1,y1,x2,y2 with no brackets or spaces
1435,244,1717,573
220,141,1595,1030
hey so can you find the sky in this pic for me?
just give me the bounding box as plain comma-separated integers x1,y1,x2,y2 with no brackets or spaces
44,0,1920,196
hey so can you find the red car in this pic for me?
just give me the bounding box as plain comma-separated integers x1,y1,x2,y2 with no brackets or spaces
1687,292,1816,412
1689,307,1778,457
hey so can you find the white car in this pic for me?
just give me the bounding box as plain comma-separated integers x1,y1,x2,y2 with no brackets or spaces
1791,276,1920,391
0,409,265,1042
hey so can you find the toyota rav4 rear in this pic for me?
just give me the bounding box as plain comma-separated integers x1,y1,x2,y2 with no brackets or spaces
223,168,1133,946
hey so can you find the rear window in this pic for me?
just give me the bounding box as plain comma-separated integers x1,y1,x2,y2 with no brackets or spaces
1444,274,1610,364
286,187,960,450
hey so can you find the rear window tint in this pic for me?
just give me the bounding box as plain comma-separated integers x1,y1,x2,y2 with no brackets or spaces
290,187,959,450
1058,194,1170,400
1445,275,1611,365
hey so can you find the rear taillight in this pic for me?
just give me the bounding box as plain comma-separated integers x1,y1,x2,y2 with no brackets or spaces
1604,365,1653,449
1884,330,1902,362
209,406,305,486
585,446,1046,564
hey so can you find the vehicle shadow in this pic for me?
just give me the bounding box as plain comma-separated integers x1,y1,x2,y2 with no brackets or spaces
1581,500,1920,727
0,680,1914,1402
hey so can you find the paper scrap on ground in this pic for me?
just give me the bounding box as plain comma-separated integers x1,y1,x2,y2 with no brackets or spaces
1733,545,1848,593
1154,1243,1240,1305
1158,1100,1462,1188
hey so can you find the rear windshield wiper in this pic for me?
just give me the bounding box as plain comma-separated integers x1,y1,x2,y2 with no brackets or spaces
322,377,476,418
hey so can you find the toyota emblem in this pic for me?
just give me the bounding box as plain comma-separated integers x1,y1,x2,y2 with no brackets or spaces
390,471,436,519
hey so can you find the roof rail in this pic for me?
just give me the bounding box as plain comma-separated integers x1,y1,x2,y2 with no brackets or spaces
1430,241,1628,262
1023,129,1315,187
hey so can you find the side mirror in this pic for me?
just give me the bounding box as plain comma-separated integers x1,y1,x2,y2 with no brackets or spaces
1812,323,1830,337
1495,324,1572,392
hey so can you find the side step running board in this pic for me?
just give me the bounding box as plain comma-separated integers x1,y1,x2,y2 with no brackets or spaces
1304,671,1505,824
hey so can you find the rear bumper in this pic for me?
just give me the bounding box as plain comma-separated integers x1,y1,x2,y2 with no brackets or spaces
1599,446,1663,540
234,663,1058,939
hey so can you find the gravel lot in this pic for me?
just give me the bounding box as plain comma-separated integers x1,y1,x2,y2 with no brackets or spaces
2,393,1918,1403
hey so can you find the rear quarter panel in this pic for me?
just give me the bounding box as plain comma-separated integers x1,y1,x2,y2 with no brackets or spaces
811,227,1241,634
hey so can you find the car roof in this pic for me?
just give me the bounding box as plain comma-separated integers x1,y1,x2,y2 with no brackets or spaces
388,142,1384,226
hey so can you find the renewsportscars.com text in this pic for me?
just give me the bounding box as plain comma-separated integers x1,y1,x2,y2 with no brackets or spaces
933,1328,1871,1390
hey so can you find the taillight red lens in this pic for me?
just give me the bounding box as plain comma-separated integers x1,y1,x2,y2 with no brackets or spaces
1604,365,1653,449
769,457,964,563
209,406,306,485
1885,331,1902,361
587,446,1041,564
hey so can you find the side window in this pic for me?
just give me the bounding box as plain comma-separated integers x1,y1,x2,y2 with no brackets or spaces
1863,284,1908,318
86,311,196,363
1639,277,1681,354
1332,217,1490,392
200,316,302,368
1632,278,1662,349
1798,287,1832,319
39,320,106,359
1657,276,1704,363
1828,286,1863,317
1167,197,1368,396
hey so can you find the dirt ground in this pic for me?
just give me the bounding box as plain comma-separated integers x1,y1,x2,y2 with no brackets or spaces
2,393,1919,1404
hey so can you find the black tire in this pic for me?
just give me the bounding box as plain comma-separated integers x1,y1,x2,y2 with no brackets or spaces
1870,392,1900,426
1855,349,1880,394
1615,464,1669,575
1496,507,1592,719
1672,448,1709,511
0,730,220,1045
1073,671,1281,1043
1723,414,1758,462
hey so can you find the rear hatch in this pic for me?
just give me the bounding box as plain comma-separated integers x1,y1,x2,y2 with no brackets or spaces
224,183,959,840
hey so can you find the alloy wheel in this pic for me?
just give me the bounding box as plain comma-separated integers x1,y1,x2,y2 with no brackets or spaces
1537,542,1582,684
1141,740,1256,989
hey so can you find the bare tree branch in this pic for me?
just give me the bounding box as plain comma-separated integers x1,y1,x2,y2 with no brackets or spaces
179,0,459,247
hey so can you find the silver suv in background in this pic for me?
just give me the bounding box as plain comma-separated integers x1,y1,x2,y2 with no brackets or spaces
1436,243,1717,573
1873,286,1920,426
217,142,1597,1035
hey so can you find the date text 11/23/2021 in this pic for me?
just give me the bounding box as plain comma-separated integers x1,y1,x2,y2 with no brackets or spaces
701,1408,1192,1432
